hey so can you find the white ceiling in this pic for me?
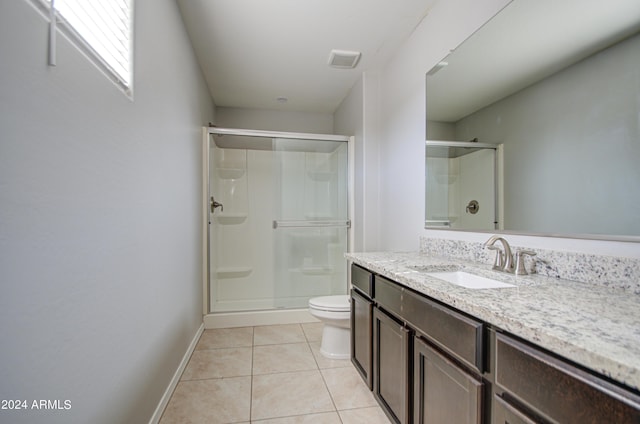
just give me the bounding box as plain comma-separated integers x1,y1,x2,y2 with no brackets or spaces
427,0,640,122
177,0,640,117
176,0,437,113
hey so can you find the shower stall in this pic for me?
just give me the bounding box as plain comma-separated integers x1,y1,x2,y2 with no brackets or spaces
202,127,352,326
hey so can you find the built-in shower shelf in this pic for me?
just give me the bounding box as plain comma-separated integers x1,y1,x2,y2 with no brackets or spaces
293,266,333,276
217,167,245,180
434,173,458,184
425,217,457,227
304,214,335,221
216,267,252,278
307,171,333,181
215,213,248,225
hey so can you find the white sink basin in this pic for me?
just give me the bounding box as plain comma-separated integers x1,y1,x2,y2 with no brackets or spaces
426,271,516,289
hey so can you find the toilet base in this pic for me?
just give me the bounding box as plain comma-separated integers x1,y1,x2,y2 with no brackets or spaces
319,324,351,359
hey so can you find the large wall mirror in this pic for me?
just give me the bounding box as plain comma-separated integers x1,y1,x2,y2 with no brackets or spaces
425,0,640,240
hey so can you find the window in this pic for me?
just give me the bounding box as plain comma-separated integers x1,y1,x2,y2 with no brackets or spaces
36,0,133,94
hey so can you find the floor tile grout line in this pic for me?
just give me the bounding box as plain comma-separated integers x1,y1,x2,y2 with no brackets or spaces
249,325,255,423
252,369,321,377
307,339,323,371
317,357,344,421
180,375,252,382
254,341,315,349
250,405,389,424
192,344,254,351
250,410,340,423
309,338,348,424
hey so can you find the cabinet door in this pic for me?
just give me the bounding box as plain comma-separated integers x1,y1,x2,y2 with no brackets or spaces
351,288,373,389
374,307,411,424
413,336,483,424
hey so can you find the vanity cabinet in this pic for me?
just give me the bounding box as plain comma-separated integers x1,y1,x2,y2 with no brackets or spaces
350,262,640,424
350,264,373,389
494,333,640,424
356,271,485,424
373,306,411,424
405,286,485,424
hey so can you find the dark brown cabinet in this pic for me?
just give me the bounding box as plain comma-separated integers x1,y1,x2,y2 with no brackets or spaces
403,288,484,374
351,263,373,297
350,263,640,424
494,333,640,424
352,267,486,424
351,288,373,389
373,306,411,424
413,337,483,424
350,264,374,388
406,283,485,424
492,395,537,424
372,274,484,424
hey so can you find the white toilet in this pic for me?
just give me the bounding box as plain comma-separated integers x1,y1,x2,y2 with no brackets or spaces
308,295,351,359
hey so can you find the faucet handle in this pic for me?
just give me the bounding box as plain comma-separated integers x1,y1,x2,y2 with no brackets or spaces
514,249,537,275
486,245,504,271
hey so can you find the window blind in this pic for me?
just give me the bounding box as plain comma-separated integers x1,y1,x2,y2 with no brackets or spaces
43,0,133,91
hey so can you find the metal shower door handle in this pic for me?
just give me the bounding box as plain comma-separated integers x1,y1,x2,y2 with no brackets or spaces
210,196,224,213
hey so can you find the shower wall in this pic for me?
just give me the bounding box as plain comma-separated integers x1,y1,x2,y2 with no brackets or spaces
426,148,495,230
454,149,495,229
209,140,348,312
210,147,267,311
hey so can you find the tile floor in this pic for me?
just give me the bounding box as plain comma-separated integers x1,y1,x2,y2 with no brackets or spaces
159,323,391,424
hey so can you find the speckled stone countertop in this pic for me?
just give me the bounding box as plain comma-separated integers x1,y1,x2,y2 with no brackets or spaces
346,251,640,392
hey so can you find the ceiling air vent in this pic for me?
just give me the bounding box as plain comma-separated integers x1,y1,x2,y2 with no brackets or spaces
328,49,361,69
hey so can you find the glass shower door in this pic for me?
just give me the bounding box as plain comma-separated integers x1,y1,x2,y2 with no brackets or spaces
207,129,350,314
272,138,349,309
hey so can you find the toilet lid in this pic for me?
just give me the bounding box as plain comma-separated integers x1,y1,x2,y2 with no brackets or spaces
309,295,350,312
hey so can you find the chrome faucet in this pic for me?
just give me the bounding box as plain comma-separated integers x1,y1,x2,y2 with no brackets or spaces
514,249,537,275
483,235,538,275
483,235,514,273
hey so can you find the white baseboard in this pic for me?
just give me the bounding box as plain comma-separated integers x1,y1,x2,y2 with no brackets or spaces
204,309,319,329
148,323,204,424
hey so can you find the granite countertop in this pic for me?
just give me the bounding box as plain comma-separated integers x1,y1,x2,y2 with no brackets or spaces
346,251,640,392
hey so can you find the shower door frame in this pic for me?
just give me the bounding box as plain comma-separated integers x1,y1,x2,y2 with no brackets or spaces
201,127,355,321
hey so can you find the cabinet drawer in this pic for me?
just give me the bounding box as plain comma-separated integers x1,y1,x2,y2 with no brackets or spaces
496,333,640,423
351,264,373,298
403,288,484,373
493,395,537,424
374,275,403,318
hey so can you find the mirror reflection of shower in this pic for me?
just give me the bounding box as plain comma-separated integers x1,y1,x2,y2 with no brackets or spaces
207,128,350,313
425,140,500,231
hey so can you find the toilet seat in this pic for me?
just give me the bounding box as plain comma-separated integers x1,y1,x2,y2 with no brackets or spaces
308,295,350,312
